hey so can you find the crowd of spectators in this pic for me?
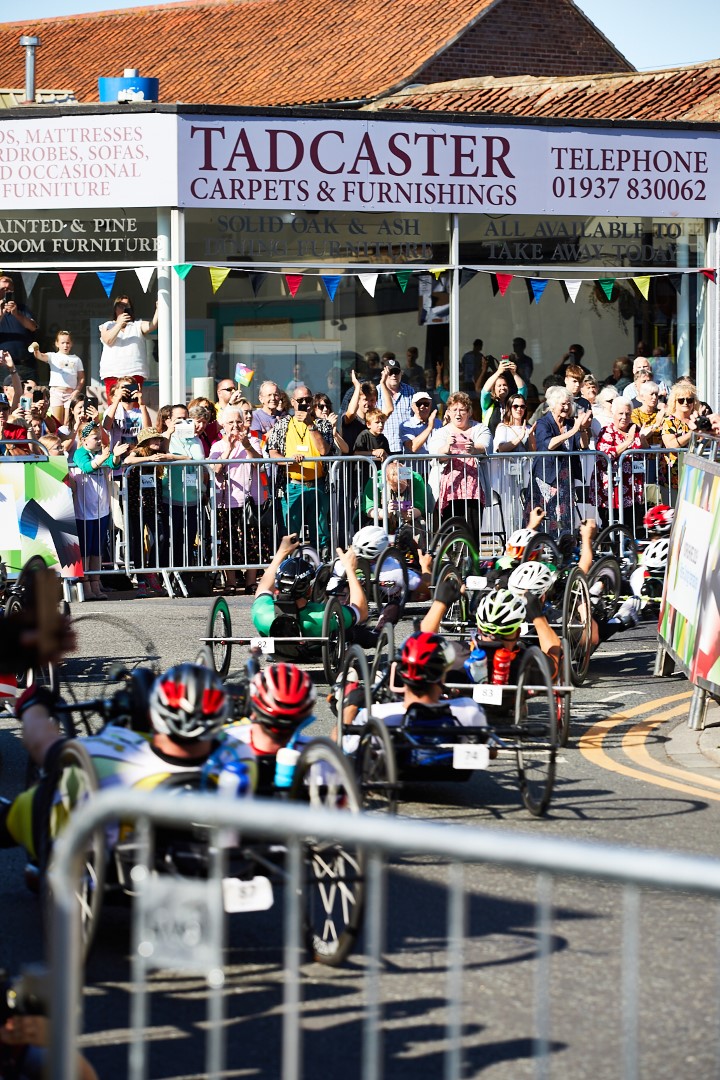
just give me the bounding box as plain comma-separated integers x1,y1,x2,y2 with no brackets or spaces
2,305,718,596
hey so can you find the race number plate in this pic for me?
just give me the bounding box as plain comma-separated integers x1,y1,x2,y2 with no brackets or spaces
473,684,503,705
222,876,274,913
453,744,490,770
250,637,275,654
465,576,487,592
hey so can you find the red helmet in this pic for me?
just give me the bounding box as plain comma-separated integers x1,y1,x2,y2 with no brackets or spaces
399,632,455,687
249,663,316,730
643,504,674,535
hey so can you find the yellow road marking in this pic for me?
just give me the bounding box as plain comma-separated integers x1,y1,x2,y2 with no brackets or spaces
578,691,720,800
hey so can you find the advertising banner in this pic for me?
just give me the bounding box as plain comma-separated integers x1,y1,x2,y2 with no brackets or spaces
658,454,720,695
0,456,82,578
0,114,178,210
177,116,720,216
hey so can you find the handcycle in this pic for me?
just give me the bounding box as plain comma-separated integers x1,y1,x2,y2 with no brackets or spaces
35,672,366,966
336,643,560,817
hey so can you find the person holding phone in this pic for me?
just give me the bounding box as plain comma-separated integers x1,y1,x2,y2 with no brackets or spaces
0,276,38,381
479,357,527,436
99,293,158,400
30,330,85,424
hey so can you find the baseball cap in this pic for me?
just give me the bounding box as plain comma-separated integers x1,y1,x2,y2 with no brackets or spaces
385,359,402,373
412,391,432,405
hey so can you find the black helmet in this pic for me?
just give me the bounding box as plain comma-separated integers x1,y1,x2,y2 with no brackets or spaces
275,556,315,600
150,663,228,740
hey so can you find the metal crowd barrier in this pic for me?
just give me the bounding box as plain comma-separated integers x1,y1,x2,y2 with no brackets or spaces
615,446,688,527
49,788,720,1080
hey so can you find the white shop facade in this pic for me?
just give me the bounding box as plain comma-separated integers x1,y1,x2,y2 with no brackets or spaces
0,103,717,408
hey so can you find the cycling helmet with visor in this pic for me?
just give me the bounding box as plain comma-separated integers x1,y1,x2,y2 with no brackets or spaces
275,556,315,600
476,589,526,637
249,663,316,731
399,632,455,687
150,663,229,740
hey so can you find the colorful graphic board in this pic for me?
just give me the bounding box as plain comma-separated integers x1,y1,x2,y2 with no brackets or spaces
0,457,82,579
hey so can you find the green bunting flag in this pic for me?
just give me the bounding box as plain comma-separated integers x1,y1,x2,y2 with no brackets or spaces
173,264,192,279
598,278,615,301
396,271,412,293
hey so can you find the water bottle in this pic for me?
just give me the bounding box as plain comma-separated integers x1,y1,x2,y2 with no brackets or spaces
274,746,300,789
491,647,516,686
464,647,488,684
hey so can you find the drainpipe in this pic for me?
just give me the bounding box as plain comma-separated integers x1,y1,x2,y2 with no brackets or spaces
20,35,40,104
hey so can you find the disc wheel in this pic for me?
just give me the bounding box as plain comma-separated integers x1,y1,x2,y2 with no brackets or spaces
593,524,639,579
561,565,592,687
373,546,409,613
40,740,106,958
322,598,346,685
514,647,557,816
206,596,232,679
355,716,397,815
587,555,622,622
289,738,365,965
521,532,562,566
431,527,479,589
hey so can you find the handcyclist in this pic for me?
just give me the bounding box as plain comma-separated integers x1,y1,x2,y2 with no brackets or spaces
251,533,369,645
326,524,432,608
348,630,487,741
0,664,256,859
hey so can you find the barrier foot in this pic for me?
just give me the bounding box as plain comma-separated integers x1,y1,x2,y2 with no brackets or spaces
653,645,674,678
688,686,709,731
160,571,174,598
172,571,188,599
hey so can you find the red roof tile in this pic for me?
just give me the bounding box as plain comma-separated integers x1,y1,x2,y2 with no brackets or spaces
364,61,720,122
0,0,504,107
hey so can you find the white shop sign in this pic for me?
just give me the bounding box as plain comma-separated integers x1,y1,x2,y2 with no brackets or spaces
0,114,178,210
177,116,720,217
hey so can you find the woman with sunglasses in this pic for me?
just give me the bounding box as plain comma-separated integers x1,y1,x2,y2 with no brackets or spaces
492,395,536,520
661,381,700,490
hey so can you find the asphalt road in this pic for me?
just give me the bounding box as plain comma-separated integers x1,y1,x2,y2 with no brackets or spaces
1,590,719,1079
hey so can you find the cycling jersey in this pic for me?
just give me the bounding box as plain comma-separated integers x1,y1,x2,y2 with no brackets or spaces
251,592,358,637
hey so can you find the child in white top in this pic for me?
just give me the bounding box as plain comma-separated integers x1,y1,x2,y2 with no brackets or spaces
31,330,85,424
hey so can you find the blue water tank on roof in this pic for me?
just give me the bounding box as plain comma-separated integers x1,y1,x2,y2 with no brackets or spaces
98,70,159,103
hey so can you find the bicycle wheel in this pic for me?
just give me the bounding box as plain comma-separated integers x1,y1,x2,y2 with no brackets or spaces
428,516,469,557
311,563,334,603
561,565,592,687
587,555,622,621
435,564,470,632
593,524,639,578
514,647,557,816
289,738,364,966
321,598,346,685
355,716,397,815
521,532,562,566
206,596,232,679
370,624,395,693
431,527,479,589
374,546,409,612
40,740,106,958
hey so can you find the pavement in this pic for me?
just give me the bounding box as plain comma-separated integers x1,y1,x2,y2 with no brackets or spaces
666,699,720,776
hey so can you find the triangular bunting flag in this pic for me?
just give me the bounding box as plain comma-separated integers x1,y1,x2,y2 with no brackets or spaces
530,279,549,304
209,267,231,294
431,268,450,280
285,274,303,298
321,275,342,301
173,264,192,280
563,280,582,304
20,272,38,296
358,273,378,297
598,278,615,301
667,274,683,295
524,278,535,304
96,271,116,298
58,272,77,298
396,271,412,293
496,273,513,297
701,269,717,283
249,272,266,297
632,275,651,300
491,276,499,297
459,269,477,289
135,266,155,292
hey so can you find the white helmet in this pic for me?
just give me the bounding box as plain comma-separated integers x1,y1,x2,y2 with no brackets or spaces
476,589,526,637
352,525,390,561
505,528,537,558
507,561,557,597
643,538,670,572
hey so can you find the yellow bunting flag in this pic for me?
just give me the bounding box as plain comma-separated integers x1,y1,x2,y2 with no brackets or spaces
209,267,231,294
632,275,651,300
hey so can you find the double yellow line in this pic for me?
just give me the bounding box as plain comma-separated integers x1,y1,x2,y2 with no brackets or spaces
579,690,720,799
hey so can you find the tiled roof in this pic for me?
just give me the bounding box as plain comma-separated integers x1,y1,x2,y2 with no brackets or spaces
0,0,502,107
364,61,720,122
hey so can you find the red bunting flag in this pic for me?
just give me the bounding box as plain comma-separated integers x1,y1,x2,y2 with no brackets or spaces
285,274,303,298
701,269,717,283
58,272,78,297
495,273,513,297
